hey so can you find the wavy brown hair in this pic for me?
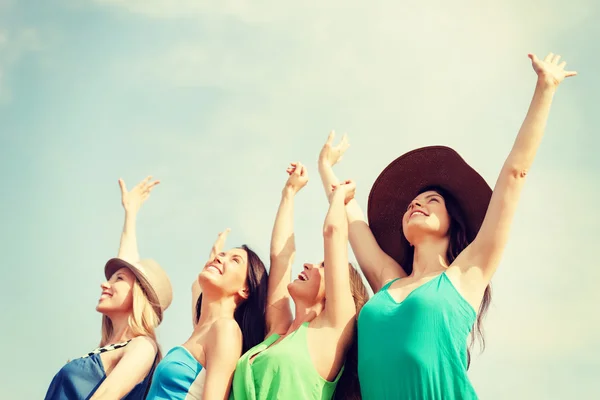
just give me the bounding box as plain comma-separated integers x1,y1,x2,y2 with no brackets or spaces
333,263,370,400
399,186,492,367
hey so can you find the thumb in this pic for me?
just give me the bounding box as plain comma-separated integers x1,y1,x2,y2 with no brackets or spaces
528,53,539,64
118,179,127,195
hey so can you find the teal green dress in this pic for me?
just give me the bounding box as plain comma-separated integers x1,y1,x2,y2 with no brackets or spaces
358,272,478,399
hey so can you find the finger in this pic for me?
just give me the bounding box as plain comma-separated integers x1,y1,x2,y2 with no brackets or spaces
220,228,231,237
558,61,567,69
300,165,307,176
294,163,303,175
118,179,127,195
565,70,578,77
141,175,153,187
326,130,335,145
340,133,350,150
543,53,554,63
528,53,539,64
552,54,561,65
147,180,160,191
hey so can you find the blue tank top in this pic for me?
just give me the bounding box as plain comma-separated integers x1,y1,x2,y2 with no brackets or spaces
358,272,478,400
146,346,206,400
44,340,155,400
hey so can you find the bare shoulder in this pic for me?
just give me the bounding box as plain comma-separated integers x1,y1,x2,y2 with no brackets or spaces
126,336,158,353
209,318,242,343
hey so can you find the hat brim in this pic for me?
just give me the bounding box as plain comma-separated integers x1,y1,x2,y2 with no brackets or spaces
104,258,163,320
367,146,492,268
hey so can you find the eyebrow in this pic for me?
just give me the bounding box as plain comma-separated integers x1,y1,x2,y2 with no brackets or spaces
425,193,442,200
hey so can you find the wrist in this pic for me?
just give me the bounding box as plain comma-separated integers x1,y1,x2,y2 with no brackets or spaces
282,186,296,198
535,77,558,93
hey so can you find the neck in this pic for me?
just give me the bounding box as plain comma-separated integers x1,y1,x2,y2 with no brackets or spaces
196,291,238,331
105,313,132,344
411,236,450,278
287,298,323,334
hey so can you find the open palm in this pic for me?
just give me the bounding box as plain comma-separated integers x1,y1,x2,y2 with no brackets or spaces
529,52,577,87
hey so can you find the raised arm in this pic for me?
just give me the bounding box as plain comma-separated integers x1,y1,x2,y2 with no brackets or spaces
116,176,159,263
89,336,157,400
193,229,230,327
322,180,356,327
266,163,308,336
459,52,577,282
318,132,407,293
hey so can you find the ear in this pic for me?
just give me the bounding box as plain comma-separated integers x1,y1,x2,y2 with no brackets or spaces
238,285,250,301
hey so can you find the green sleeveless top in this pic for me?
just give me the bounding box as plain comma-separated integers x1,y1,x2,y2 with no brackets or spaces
230,322,343,400
358,272,478,400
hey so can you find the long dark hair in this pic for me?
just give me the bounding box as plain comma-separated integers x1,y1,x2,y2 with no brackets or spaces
333,264,370,400
400,186,492,368
195,244,269,354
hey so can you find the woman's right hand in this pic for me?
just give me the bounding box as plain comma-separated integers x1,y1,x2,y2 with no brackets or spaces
318,131,350,168
284,162,309,195
209,228,231,261
119,176,160,215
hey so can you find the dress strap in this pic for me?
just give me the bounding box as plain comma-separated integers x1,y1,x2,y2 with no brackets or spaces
379,277,402,293
80,339,132,359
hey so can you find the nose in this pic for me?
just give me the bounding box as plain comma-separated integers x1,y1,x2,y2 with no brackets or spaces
100,281,110,290
303,263,311,271
409,199,422,209
215,253,224,264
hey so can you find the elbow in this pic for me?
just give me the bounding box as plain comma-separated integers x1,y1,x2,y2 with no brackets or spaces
503,163,529,180
323,223,344,239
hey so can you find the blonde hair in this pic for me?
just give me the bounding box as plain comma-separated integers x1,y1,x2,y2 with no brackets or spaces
100,279,163,367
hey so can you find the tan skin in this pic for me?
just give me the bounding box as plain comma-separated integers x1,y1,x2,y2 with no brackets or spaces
185,234,251,400
88,177,160,400
318,52,577,314
259,162,357,381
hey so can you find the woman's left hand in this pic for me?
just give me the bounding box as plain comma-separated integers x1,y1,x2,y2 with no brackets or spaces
529,52,577,88
329,180,356,205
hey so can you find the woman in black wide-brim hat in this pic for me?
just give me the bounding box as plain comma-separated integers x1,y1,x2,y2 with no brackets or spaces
318,52,576,399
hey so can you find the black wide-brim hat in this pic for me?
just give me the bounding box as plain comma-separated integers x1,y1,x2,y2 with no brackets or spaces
367,146,492,267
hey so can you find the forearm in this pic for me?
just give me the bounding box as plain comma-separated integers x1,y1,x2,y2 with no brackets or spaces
270,189,296,262
318,161,340,202
324,191,348,237
506,80,556,172
318,163,365,223
117,211,140,263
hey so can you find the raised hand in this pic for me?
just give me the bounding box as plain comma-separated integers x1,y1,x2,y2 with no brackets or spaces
209,229,231,261
319,131,350,168
119,176,160,215
529,52,577,88
284,162,309,195
329,180,356,205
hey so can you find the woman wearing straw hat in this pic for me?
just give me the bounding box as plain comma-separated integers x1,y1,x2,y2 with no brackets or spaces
230,162,369,400
318,52,576,399
44,176,172,400
146,232,269,399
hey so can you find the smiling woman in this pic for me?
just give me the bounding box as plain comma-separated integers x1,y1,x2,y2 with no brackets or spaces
318,52,577,400
145,233,269,400
43,177,173,400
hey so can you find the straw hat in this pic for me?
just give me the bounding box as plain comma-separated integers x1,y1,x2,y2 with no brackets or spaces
105,258,173,322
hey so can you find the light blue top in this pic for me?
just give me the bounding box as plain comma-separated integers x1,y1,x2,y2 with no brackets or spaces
146,346,206,400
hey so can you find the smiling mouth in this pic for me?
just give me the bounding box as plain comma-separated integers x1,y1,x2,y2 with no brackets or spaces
205,264,223,275
297,272,308,281
410,210,428,218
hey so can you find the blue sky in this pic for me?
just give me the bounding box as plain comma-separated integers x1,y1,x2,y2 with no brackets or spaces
1,1,599,398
